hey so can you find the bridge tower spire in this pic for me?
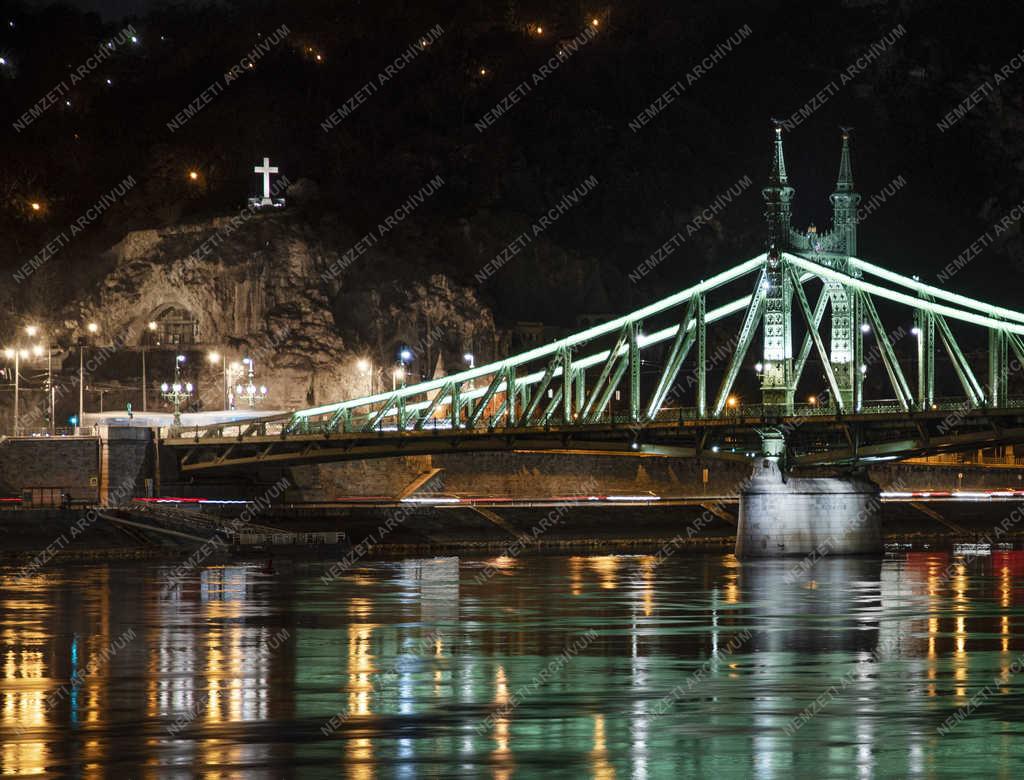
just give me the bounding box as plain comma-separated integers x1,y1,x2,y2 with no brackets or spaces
830,129,861,256
760,124,795,417
827,129,863,410
762,123,795,253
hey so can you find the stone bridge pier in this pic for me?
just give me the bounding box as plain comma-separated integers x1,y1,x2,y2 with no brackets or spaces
736,459,883,559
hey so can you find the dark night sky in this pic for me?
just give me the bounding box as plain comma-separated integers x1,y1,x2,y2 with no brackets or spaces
26,0,155,19
3,0,1023,329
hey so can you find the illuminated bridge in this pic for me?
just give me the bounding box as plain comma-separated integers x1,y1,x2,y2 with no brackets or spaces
164,128,1024,557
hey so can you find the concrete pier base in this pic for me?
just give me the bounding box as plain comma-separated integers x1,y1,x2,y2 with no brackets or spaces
736,459,882,559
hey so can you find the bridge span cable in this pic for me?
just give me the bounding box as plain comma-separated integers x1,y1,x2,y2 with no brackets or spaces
843,256,1024,325
786,254,1024,334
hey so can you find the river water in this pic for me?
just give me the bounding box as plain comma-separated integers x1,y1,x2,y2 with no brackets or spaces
1,551,1023,778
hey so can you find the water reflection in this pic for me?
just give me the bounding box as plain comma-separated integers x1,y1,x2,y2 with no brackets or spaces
0,551,1023,776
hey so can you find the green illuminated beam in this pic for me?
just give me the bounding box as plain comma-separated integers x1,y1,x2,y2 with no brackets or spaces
935,315,984,406
793,287,830,388
1011,334,1024,367
786,254,1024,335
646,299,698,419
713,275,767,416
467,372,506,428
860,291,912,411
539,386,563,425
848,256,1024,325
414,383,453,430
580,325,631,421
587,355,629,424
789,267,844,411
520,353,561,424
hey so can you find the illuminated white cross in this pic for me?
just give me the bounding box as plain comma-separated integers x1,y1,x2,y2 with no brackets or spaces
254,157,279,201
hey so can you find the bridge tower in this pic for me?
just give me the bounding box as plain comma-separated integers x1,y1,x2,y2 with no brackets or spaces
739,126,882,558
827,131,862,410
760,126,795,416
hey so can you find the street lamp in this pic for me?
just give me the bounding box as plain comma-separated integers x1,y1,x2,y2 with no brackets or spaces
396,347,412,388
234,357,268,409
79,322,98,423
357,358,373,395
208,350,229,410
141,320,158,411
25,326,53,434
160,354,192,426
228,362,241,409
4,346,28,436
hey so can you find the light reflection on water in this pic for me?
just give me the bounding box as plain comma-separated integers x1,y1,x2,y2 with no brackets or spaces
1,551,1024,777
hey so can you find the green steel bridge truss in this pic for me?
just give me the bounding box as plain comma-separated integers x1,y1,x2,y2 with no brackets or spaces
167,250,1024,472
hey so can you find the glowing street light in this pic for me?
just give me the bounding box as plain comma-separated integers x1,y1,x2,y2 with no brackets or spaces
4,347,22,436
208,351,232,410
726,395,739,409
861,323,871,333
188,170,199,181
590,18,600,28
808,395,818,406
139,320,160,412
78,322,100,424
30,202,40,211
356,358,374,395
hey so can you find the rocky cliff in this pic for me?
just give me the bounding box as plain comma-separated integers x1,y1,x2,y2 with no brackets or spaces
72,210,500,410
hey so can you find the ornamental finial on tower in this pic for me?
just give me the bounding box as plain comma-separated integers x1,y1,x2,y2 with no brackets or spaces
835,126,854,192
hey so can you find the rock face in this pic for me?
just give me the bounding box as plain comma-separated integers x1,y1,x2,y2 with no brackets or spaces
73,211,500,410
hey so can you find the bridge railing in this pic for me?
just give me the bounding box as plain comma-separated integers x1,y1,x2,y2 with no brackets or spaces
162,394,1024,442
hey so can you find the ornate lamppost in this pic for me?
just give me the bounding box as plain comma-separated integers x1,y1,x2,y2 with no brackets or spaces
234,357,268,408
3,346,27,436
160,354,193,426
